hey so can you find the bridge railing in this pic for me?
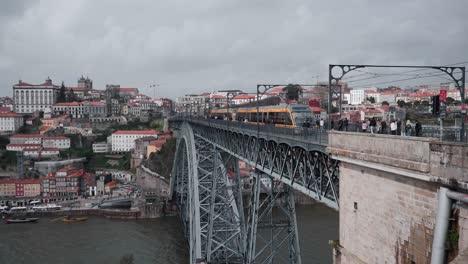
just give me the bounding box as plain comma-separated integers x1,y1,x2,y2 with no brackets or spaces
170,116,329,145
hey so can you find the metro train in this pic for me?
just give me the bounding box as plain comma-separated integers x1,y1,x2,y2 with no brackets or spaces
209,103,313,128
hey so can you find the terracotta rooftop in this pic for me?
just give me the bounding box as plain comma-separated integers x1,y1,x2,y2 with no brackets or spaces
113,130,158,135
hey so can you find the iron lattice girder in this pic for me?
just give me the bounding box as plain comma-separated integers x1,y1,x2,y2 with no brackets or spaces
187,122,340,210
246,174,302,264
171,123,245,264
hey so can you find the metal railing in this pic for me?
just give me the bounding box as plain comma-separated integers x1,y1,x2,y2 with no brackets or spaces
170,116,329,145
171,116,468,144
335,123,467,143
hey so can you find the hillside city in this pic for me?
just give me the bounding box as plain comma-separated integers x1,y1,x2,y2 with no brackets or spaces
0,75,465,211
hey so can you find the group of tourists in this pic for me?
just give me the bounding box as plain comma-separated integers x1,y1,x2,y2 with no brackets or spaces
357,117,422,137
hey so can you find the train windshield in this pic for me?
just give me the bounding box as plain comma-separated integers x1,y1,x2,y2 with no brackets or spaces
290,106,312,126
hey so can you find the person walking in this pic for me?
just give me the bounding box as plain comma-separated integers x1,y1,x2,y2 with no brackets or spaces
376,119,382,134
361,120,368,133
405,120,412,136
390,120,397,135
344,118,349,131
397,119,402,136
319,118,324,131
381,120,387,134
415,120,422,137
369,117,377,134
338,118,343,131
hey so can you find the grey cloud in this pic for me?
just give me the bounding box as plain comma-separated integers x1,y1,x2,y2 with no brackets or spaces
0,0,467,98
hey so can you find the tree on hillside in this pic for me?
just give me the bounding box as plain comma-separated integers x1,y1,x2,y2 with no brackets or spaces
283,84,302,101
58,81,67,103
67,89,77,102
397,100,405,108
381,101,389,106
366,96,376,104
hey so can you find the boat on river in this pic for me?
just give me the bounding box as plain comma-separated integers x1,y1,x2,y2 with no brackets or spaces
62,217,88,223
4,218,39,224
98,199,132,209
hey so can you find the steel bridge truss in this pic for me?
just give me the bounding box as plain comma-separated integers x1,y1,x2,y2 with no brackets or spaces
190,122,339,210
170,121,339,263
172,123,244,263
246,173,301,264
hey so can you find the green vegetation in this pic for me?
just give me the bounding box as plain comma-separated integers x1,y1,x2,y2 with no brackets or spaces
60,147,93,160
366,96,376,104
0,151,16,170
381,101,389,106
119,254,134,264
87,153,131,171
144,137,176,178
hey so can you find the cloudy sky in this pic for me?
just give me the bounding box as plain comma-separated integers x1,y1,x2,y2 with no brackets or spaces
0,0,467,98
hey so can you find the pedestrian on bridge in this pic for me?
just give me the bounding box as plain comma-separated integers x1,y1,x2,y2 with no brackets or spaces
338,118,343,131
369,118,376,134
361,120,368,133
397,119,402,135
415,120,422,137
319,118,324,131
344,118,349,131
390,120,397,135
381,120,387,134
405,120,412,136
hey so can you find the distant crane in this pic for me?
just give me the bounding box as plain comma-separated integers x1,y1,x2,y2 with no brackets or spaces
149,83,167,99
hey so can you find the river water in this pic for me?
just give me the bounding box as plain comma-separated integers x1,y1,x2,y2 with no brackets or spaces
0,204,337,264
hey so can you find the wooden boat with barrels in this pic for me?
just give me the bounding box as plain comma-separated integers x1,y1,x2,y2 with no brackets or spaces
62,216,88,223
4,218,39,224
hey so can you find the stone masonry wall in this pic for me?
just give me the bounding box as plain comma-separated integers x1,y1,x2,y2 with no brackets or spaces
328,131,468,263
338,163,438,264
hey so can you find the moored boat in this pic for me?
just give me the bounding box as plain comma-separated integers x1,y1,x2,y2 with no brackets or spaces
62,216,88,222
98,199,132,209
4,218,39,224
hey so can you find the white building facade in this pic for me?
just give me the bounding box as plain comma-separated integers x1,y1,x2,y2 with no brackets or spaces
0,113,24,133
350,90,365,105
13,78,58,114
111,130,158,152
42,136,71,149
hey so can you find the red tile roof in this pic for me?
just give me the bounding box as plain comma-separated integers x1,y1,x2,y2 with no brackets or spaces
113,130,158,135
56,166,79,173
233,94,255,100
0,179,41,184
54,102,81,106
149,139,166,148
43,136,69,140
7,143,42,148
210,95,226,99
14,81,34,86
119,88,138,92
67,169,85,178
10,134,42,138
0,112,22,118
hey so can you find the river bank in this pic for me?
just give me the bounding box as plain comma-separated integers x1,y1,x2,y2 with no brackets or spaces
4,208,141,220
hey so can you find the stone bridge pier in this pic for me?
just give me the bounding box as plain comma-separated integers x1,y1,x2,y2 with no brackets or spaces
327,131,468,264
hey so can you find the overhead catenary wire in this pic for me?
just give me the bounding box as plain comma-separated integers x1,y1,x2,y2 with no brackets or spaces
349,70,468,89
342,61,468,84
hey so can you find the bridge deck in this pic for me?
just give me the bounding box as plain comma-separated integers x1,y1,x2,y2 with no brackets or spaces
171,117,329,152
